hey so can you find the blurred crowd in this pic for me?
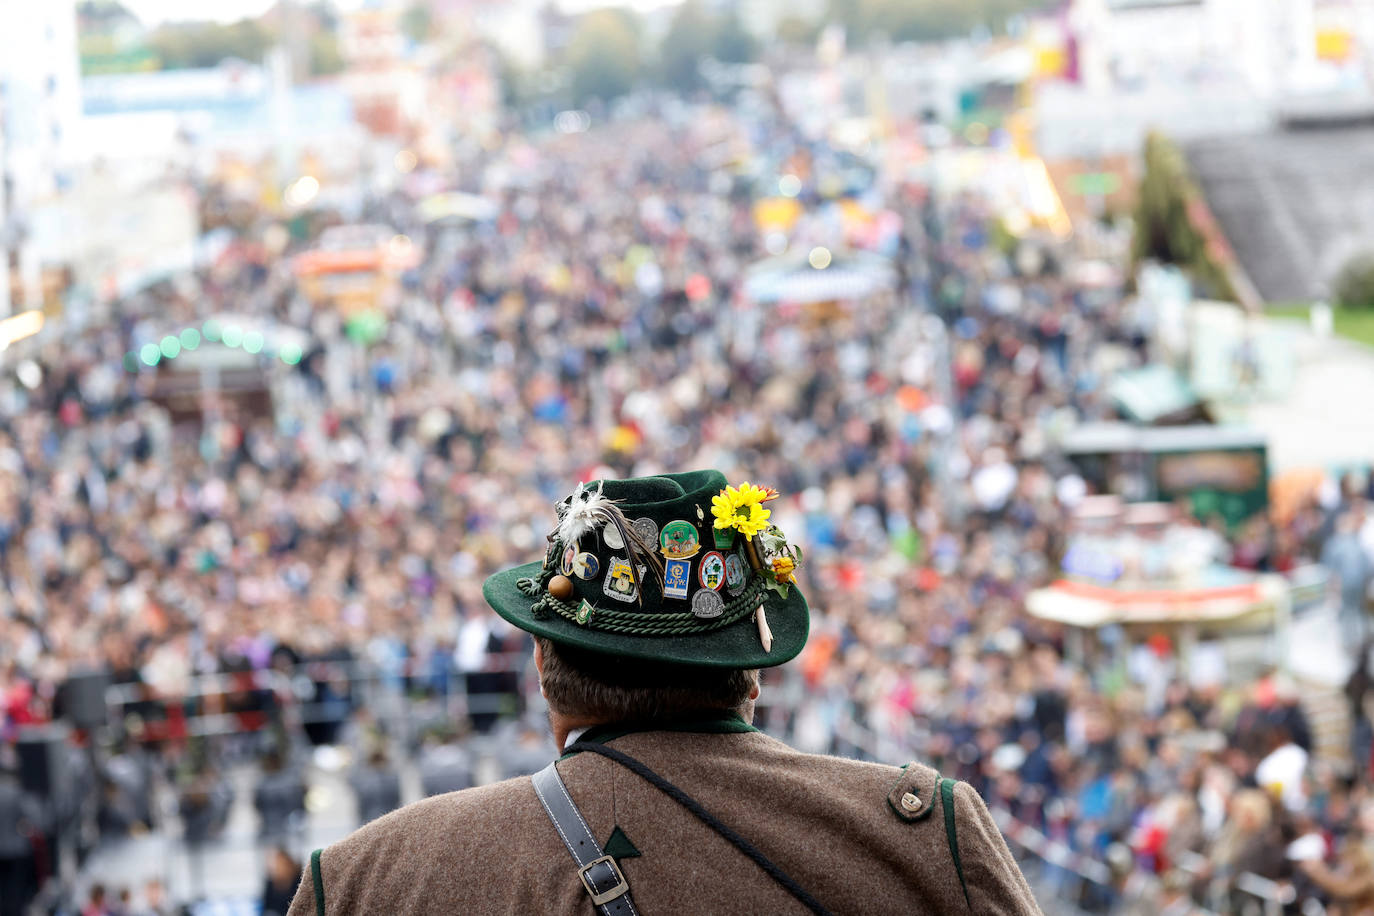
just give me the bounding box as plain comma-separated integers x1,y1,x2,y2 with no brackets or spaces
1,99,1374,914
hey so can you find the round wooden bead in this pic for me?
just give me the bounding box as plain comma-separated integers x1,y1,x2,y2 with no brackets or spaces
548,575,574,600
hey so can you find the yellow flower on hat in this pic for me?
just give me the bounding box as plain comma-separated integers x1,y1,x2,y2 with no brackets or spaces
771,555,796,585
711,482,772,537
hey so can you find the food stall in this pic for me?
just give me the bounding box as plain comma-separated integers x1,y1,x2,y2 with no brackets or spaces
1056,423,1268,528
1026,497,1290,681
293,224,420,316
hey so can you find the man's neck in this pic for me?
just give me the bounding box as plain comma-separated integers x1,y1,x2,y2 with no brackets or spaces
550,712,603,753
549,702,756,752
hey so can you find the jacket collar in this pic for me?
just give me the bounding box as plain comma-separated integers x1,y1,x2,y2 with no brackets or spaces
560,712,758,759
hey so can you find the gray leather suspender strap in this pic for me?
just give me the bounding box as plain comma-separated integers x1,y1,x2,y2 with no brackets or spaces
532,762,639,916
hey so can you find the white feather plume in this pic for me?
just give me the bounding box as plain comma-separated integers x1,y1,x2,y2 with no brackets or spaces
556,481,612,547
551,480,664,597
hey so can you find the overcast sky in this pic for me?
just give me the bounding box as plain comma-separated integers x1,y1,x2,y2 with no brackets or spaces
120,0,679,26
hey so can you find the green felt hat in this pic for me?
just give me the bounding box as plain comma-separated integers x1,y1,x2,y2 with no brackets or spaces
483,470,809,668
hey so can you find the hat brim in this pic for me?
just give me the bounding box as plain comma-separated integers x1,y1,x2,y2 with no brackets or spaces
483,562,810,668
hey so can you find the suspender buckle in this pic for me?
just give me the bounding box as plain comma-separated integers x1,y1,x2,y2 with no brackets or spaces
578,855,630,906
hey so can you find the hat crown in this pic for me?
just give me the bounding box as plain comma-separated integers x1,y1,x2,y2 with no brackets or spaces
483,469,809,668
586,470,722,513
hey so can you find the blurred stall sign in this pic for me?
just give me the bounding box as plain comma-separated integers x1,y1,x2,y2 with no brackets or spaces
295,224,417,316
0,310,45,350
1069,172,1121,196
1026,573,1286,628
743,248,895,305
1316,29,1353,62
79,48,160,76
925,150,1071,236
1057,422,1268,528
1033,45,1068,79
1157,449,1264,496
417,192,499,225
82,67,355,157
753,197,803,232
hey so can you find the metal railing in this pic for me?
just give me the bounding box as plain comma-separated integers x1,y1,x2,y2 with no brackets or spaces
101,653,538,744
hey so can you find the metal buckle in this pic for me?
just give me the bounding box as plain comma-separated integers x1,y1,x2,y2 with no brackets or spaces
578,855,629,906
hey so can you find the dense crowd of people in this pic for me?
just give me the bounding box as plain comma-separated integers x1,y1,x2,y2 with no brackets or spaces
1,93,1373,914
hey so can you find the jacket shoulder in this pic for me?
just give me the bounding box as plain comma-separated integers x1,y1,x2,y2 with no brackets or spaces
295,776,550,916
721,730,945,822
341,774,536,847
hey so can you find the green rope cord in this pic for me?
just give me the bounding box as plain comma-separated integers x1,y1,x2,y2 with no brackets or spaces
518,540,564,613
532,577,767,635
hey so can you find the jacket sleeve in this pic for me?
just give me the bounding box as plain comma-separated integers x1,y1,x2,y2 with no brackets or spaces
952,781,1045,915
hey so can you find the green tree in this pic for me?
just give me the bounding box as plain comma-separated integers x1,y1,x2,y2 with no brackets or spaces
488,46,531,108
657,1,715,90
775,15,820,46
305,1,338,31
826,0,1043,42
76,1,138,29
565,9,642,105
1132,131,1235,300
713,11,756,63
401,4,432,44
656,2,757,92
309,31,344,75
1336,253,1374,309
148,18,276,69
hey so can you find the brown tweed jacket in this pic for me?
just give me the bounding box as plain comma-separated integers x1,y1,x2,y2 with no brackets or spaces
289,720,1042,915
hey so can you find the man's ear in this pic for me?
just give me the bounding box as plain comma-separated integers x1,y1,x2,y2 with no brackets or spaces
533,640,546,697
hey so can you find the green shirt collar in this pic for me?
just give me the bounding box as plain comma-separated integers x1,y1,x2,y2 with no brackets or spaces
560,712,758,759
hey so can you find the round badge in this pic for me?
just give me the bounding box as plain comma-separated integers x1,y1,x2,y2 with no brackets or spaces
660,520,701,559
698,551,726,591
572,552,600,580
602,523,625,550
631,516,659,546
724,552,747,596
691,589,725,620
560,545,577,576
